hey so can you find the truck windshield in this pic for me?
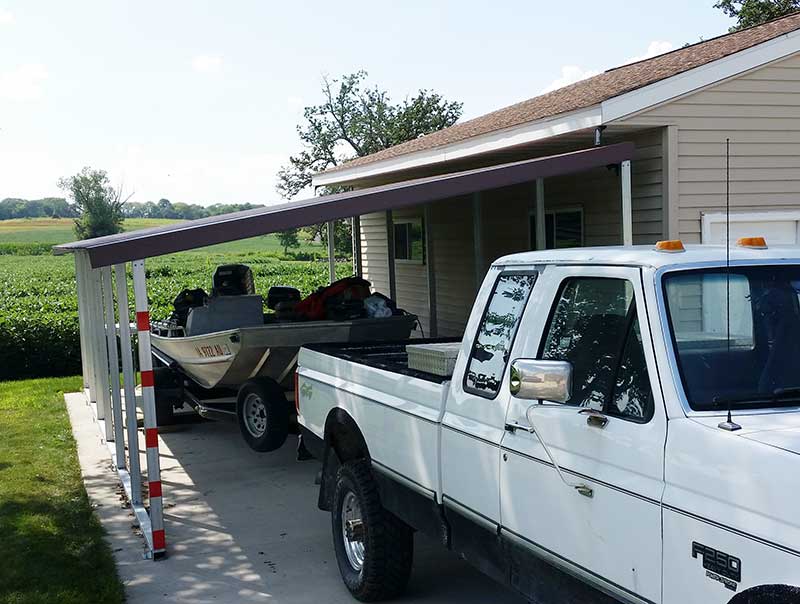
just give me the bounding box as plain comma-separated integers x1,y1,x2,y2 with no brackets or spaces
663,265,800,411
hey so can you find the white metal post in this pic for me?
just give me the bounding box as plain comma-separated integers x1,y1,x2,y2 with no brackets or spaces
621,159,633,246
327,220,336,283
102,267,126,467
132,259,166,557
115,263,142,505
472,192,484,287
352,216,362,277
385,211,397,300
536,178,546,251
424,204,437,338
91,266,114,440
75,252,96,398
74,254,91,391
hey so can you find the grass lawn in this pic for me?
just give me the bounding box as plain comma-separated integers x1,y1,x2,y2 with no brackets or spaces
0,376,124,604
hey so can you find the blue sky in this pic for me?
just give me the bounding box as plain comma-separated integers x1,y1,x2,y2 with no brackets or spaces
1,1,733,205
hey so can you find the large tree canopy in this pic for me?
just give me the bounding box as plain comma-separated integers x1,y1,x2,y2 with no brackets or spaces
715,0,800,31
277,71,463,199
277,71,462,257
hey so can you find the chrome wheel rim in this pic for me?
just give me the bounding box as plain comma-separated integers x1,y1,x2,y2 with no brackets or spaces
243,393,267,438
341,491,366,572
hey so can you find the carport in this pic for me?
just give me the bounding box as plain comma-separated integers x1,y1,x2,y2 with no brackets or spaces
53,141,634,559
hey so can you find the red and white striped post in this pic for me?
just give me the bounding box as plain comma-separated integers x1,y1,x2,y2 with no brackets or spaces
132,259,166,558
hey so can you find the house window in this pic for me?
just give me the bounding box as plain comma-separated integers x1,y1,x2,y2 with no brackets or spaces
529,208,584,249
394,218,425,263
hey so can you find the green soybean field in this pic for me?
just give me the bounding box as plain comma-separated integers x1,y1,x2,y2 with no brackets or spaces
0,220,350,380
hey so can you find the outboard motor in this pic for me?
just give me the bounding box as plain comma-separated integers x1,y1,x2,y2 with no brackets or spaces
212,264,255,296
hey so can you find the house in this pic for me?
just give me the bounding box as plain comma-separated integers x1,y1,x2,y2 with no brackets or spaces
312,13,800,337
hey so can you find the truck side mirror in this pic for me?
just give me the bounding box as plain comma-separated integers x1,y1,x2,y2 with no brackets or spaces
509,359,572,403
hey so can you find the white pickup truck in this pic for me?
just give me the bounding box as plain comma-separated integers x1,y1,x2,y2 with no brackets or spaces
296,243,800,604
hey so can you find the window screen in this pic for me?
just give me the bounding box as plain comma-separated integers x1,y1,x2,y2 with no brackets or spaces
464,272,537,397
540,278,653,422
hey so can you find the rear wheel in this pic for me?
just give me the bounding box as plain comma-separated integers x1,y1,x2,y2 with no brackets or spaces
332,460,413,601
236,380,289,452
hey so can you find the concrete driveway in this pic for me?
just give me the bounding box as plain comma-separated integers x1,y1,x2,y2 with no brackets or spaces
68,395,526,604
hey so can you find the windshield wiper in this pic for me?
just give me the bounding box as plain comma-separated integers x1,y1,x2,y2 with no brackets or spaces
710,388,800,410
771,386,800,406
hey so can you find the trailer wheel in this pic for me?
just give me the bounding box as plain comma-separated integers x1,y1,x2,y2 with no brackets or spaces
332,460,413,601
236,380,289,452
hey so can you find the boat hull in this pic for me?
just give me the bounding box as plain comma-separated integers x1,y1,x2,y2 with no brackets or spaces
151,314,418,390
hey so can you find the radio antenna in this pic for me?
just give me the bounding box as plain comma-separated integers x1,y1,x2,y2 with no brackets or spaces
719,137,741,431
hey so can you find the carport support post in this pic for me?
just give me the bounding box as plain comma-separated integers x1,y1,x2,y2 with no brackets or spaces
621,159,633,246
424,204,437,338
132,259,166,557
74,252,92,392
385,211,397,300
472,192,484,287
91,266,114,440
115,262,142,505
352,216,362,277
101,267,126,467
535,178,546,251
327,221,336,283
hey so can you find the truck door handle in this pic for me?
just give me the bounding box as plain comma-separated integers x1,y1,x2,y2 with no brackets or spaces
579,409,609,428
504,421,534,434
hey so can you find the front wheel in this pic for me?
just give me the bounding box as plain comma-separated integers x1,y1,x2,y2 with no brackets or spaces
236,380,289,452
332,460,413,601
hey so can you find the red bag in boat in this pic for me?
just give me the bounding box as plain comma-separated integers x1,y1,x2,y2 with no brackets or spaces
294,277,372,321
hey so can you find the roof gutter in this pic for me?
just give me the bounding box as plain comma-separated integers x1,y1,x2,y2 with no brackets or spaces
312,105,602,188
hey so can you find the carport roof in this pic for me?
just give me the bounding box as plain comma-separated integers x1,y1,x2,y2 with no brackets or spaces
54,142,634,268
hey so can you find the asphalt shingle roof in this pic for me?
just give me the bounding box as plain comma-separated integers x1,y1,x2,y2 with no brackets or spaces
326,12,800,174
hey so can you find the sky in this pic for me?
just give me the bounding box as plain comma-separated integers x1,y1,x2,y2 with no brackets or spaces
0,1,734,206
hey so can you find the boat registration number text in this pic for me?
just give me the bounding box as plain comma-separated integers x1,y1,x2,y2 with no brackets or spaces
195,344,231,358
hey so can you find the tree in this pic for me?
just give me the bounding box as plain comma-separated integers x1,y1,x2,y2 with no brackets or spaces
277,228,301,254
58,167,126,239
277,70,462,199
277,71,462,260
302,221,353,256
715,0,800,31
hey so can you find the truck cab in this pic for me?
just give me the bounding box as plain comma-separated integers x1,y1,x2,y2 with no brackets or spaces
297,242,800,604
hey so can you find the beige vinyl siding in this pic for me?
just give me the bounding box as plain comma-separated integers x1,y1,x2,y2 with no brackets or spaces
428,196,477,336
623,52,800,243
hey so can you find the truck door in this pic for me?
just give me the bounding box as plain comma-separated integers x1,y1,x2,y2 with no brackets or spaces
499,266,666,604
440,268,537,582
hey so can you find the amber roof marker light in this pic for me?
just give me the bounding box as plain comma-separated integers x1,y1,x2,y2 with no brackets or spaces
654,240,685,253
736,236,768,249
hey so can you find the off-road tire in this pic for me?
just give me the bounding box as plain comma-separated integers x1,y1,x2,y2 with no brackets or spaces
236,379,289,452
331,460,413,601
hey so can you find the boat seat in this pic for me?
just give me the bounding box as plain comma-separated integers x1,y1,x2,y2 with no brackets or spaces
185,295,264,336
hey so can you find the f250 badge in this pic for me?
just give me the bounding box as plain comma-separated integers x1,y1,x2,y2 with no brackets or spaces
300,381,313,399
692,542,741,592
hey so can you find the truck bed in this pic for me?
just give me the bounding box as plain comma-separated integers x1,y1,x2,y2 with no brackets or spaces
303,337,462,384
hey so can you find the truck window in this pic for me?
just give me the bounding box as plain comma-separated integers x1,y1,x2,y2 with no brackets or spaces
465,272,537,398
540,278,653,422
